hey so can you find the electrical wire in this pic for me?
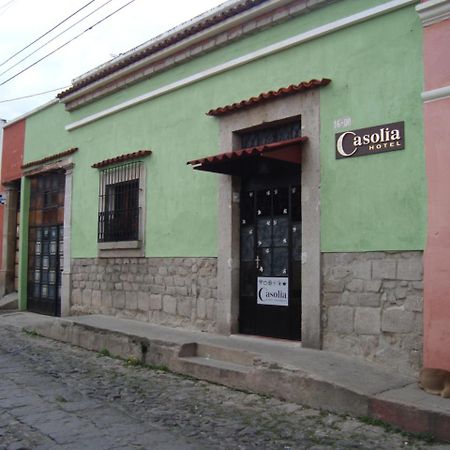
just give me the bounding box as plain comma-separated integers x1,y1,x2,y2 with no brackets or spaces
0,1,16,16
0,0,13,9
0,0,98,68
0,0,16,14
0,0,114,78
0,86,69,103
0,0,136,87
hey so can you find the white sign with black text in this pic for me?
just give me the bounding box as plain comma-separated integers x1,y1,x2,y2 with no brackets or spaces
257,277,289,307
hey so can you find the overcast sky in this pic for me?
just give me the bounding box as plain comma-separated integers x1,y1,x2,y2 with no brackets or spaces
0,0,226,122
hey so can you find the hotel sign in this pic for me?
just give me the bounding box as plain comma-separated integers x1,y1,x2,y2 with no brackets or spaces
335,122,404,159
257,277,288,307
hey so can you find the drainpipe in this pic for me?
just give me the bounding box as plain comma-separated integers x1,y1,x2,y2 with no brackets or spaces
0,119,6,297
0,119,5,159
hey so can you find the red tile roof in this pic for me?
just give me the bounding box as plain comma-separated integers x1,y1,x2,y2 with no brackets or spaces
91,150,152,169
187,136,308,167
206,78,331,116
21,147,78,169
58,0,267,100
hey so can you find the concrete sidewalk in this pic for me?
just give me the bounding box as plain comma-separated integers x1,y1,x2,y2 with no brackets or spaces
1,311,449,442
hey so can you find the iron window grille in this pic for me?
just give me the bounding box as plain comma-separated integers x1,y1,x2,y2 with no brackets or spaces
239,120,301,148
97,161,142,242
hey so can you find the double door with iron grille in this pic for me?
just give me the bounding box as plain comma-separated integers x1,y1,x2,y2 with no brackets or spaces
239,173,301,340
28,172,65,316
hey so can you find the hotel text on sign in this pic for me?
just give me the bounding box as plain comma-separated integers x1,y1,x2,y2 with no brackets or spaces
335,121,404,159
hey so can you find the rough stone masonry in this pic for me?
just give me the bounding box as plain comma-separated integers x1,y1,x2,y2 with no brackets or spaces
71,257,217,333
322,251,423,376
71,250,423,377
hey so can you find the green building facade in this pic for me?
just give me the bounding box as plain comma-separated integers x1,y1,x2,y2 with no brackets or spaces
7,0,426,375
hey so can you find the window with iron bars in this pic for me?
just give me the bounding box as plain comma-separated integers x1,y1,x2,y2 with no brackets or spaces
239,119,301,149
97,161,142,242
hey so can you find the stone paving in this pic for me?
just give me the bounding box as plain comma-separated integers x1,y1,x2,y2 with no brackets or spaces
0,324,448,450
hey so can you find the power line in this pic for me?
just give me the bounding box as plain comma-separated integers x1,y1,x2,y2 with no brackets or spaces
0,0,13,8
0,0,98,68
0,0,16,13
0,0,136,87
0,0,115,78
0,0,17,16
0,86,69,103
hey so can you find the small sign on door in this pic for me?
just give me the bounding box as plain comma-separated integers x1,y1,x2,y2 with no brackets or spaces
257,277,289,306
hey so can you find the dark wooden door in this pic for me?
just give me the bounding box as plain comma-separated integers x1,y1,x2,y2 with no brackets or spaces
28,172,65,316
239,173,301,340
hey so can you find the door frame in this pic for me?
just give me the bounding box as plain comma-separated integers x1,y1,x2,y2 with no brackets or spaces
27,171,65,317
19,157,74,316
0,182,20,297
215,89,321,348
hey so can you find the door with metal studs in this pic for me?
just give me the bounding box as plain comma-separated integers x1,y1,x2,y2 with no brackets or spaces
27,171,65,317
239,174,301,340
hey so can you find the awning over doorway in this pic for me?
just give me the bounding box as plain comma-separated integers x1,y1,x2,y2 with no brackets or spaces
187,136,308,175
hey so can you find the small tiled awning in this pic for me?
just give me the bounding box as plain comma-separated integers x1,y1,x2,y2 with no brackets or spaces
187,136,308,175
21,147,78,170
91,150,152,169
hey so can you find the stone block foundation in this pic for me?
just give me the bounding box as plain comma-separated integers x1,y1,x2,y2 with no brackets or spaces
322,251,423,376
70,257,217,332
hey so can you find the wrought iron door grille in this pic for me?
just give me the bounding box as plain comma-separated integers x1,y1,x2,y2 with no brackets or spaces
97,161,141,242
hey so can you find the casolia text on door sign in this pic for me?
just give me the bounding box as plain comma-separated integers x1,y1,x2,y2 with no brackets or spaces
257,277,289,306
335,121,404,159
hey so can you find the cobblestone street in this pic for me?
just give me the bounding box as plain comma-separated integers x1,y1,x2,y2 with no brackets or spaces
0,323,446,450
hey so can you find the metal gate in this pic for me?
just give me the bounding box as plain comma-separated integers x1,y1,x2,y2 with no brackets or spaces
27,172,65,316
239,173,301,340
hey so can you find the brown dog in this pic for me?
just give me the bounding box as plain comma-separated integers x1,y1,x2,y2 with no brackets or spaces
419,368,450,398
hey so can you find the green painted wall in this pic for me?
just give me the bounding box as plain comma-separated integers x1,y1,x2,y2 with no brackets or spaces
23,0,425,258
18,176,30,310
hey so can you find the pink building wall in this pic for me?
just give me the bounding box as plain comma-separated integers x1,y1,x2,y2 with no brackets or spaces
424,98,450,370
421,2,450,370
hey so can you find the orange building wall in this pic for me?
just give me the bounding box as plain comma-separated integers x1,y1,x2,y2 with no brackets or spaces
1,120,24,183
0,119,25,272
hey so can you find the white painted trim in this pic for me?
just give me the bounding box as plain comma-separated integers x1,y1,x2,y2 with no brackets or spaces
66,0,417,131
61,167,73,316
422,85,450,102
3,99,58,128
416,0,450,26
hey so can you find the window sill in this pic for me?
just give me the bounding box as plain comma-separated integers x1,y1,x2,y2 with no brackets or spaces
98,240,141,250
98,240,144,258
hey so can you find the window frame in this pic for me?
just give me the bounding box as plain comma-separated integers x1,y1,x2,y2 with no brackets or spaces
96,160,146,257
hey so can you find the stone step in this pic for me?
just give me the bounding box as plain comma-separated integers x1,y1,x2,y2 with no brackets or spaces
0,292,18,311
176,354,252,390
178,342,256,366
179,355,251,374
